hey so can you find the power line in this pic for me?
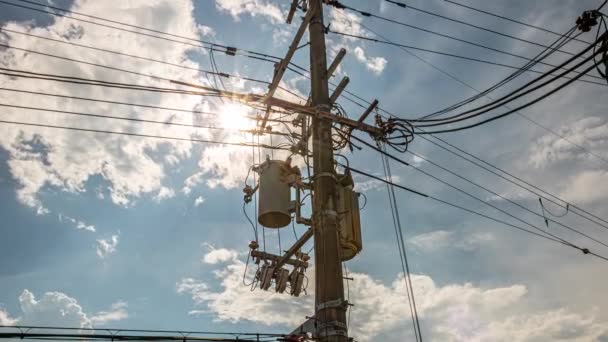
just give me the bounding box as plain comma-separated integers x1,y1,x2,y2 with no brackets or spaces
418,134,608,230
0,69,223,96
330,1,605,83
0,27,306,101
407,37,603,129
405,148,608,246
341,163,608,262
332,11,608,167
380,144,422,341
351,134,608,249
0,103,298,138
0,119,290,150
381,0,593,53
442,0,593,45
415,62,600,134
327,30,607,86
0,0,296,68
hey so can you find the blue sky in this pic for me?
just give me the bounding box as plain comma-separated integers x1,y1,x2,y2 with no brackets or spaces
0,0,607,340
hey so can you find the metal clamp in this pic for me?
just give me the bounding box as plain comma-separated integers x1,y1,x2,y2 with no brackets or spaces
314,172,337,181
317,299,349,311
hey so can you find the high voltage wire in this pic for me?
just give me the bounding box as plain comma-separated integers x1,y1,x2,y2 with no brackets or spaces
329,1,606,85
327,30,607,87
0,103,295,138
331,10,608,167
0,27,306,101
0,119,291,150
0,44,232,95
442,0,592,44
405,148,608,246
414,26,582,121
0,69,223,97
381,0,592,53
405,37,605,132
0,0,300,69
350,134,608,250
0,87,297,123
380,145,422,342
418,134,608,230
341,162,608,262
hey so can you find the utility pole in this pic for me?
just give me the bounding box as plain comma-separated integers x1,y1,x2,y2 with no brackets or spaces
309,0,348,340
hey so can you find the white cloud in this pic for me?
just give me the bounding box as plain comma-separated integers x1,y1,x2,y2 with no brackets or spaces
18,289,91,328
0,0,212,212
178,254,608,341
559,170,608,204
408,230,495,252
353,46,387,75
2,290,128,328
0,309,18,326
154,186,175,202
96,235,119,259
194,196,205,207
529,116,608,168
59,214,96,232
202,244,239,264
198,25,215,38
214,0,284,23
90,301,129,326
354,174,401,192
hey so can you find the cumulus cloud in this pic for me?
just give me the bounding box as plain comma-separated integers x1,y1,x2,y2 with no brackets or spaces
214,0,284,23
201,244,239,264
58,214,96,232
90,301,129,326
194,195,205,207
353,46,387,75
178,249,607,341
559,170,608,204
0,0,217,212
154,186,175,202
529,116,608,168
96,235,119,259
2,290,127,328
408,230,495,252
0,309,18,326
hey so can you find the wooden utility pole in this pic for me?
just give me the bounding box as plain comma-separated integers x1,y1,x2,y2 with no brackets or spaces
309,0,348,340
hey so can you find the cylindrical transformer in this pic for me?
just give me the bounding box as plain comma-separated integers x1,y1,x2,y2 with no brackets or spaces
257,160,292,228
337,173,362,261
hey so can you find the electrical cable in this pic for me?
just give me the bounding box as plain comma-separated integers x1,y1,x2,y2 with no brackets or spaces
416,61,600,134
340,163,608,262
380,145,422,342
351,134,608,250
0,27,308,100
419,134,608,230
414,26,581,121
330,1,603,82
405,148,608,248
381,0,590,54
0,0,303,70
442,0,593,45
0,102,268,134
0,119,291,150
327,30,607,86
408,38,604,128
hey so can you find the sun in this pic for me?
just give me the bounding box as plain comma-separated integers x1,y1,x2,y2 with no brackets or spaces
217,102,256,131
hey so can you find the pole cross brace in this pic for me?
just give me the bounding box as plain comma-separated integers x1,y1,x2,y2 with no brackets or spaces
316,298,350,311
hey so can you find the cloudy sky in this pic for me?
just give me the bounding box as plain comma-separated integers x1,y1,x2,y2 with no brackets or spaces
0,0,607,341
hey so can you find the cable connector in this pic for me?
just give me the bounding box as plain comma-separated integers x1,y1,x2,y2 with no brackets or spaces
576,10,599,32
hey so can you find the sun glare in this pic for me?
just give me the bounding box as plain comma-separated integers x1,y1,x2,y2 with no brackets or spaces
217,103,255,131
